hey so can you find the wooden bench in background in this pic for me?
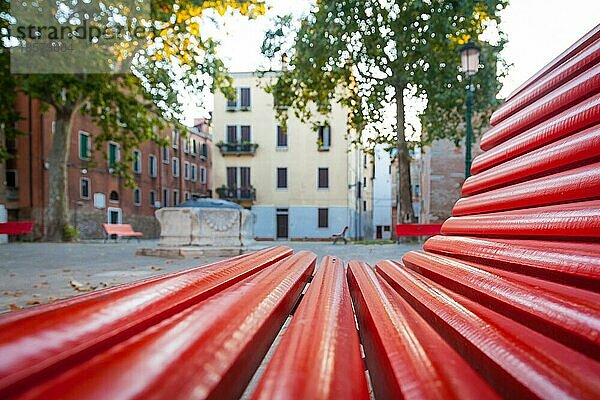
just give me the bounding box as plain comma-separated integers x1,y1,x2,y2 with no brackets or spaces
0,221,34,240
101,223,143,242
331,225,349,244
395,223,442,240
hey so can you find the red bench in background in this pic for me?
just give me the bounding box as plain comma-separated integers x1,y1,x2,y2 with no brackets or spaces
395,223,442,238
0,221,34,238
102,223,143,242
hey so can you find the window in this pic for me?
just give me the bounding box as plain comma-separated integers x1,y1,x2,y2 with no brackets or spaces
184,161,190,180
277,168,287,189
108,142,119,168
363,177,367,188
173,190,180,206
363,200,367,211
80,178,90,199
191,164,198,182
79,131,91,160
6,170,17,188
318,208,329,228
172,130,179,149
200,166,206,184
277,126,287,148
132,150,141,174
226,125,237,143
172,157,179,177
184,137,190,154
240,125,251,142
149,154,157,177
109,191,119,202
163,189,169,207
162,146,169,164
226,94,237,109
150,190,157,207
318,125,331,150
240,87,251,108
226,88,251,110
363,154,368,168
184,192,190,201
318,168,329,189
134,188,141,206
191,139,197,155
200,143,208,158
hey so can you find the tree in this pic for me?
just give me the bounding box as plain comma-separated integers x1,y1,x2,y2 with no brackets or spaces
261,0,507,224
0,0,265,241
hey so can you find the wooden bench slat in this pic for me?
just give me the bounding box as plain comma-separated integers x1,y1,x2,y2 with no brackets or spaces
14,251,315,400
0,246,293,397
253,256,369,399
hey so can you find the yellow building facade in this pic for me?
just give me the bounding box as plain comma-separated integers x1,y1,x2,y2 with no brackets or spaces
212,72,370,240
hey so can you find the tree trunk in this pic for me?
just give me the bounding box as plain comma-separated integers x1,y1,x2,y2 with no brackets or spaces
395,84,416,224
46,107,74,241
0,125,6,204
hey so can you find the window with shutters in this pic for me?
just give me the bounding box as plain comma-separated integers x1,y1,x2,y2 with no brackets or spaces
277,168,287,189
317,168,329,189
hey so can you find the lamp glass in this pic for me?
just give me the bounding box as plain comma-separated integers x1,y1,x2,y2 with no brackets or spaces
460,43,480,76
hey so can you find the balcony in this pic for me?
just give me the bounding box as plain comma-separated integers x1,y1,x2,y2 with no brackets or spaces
216,186,256,207
216,142,259,156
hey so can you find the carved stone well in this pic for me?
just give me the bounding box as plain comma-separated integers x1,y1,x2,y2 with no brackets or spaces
136,198,253,258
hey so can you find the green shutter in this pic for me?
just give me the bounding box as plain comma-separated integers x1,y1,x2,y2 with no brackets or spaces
79,134,88,159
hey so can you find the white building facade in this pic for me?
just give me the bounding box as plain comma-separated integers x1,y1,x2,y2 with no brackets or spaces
212,72,369,240
371,144,393,239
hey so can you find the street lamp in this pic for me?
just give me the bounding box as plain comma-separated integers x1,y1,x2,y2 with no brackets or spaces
459,40,480,179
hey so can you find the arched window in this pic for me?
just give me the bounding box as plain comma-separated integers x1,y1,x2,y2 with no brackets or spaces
109,191,119,202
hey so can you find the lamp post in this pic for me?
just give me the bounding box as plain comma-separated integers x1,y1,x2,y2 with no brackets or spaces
459,40,480,179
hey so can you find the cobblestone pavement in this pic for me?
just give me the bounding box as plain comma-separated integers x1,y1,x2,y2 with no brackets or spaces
0,239,422,314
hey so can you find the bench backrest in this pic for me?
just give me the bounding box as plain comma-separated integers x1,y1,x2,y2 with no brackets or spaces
0,222,34,235
102,223,136,234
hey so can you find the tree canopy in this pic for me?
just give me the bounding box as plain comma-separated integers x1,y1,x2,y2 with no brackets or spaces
262,0,508,223
0,0,266,240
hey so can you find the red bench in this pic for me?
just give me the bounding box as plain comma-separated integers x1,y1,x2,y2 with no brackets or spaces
395,223,442,238
0,26,598,400
0,221,34,237
101,223,143,242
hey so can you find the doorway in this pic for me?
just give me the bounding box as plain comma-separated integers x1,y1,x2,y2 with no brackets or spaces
107,207,122,224
276,208,288,239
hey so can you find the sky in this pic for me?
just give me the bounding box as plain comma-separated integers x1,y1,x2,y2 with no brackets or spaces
184,0,600,125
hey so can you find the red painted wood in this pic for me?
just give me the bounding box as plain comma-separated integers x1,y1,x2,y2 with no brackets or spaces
463,125,600,195
0,246,293,397
480,64,600,151
454,163,600,216
473,94,600,174
347,260,498,400
441,200,600,240
402,251,600,359
16,251,316,400
491,39,600,125
474,94,600,174
375,260,600,399
252,256,369,400
395,224,442,236
423,236,600,291
102,223,143,237
0,222,34,235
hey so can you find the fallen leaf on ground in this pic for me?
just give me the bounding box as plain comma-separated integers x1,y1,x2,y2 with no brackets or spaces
26,300,41,305
70,280,95,292
151,266,164,271
8,304,21,311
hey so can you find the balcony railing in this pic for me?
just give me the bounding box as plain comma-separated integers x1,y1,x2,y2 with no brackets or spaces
216,142,259,156
215,186,256,204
